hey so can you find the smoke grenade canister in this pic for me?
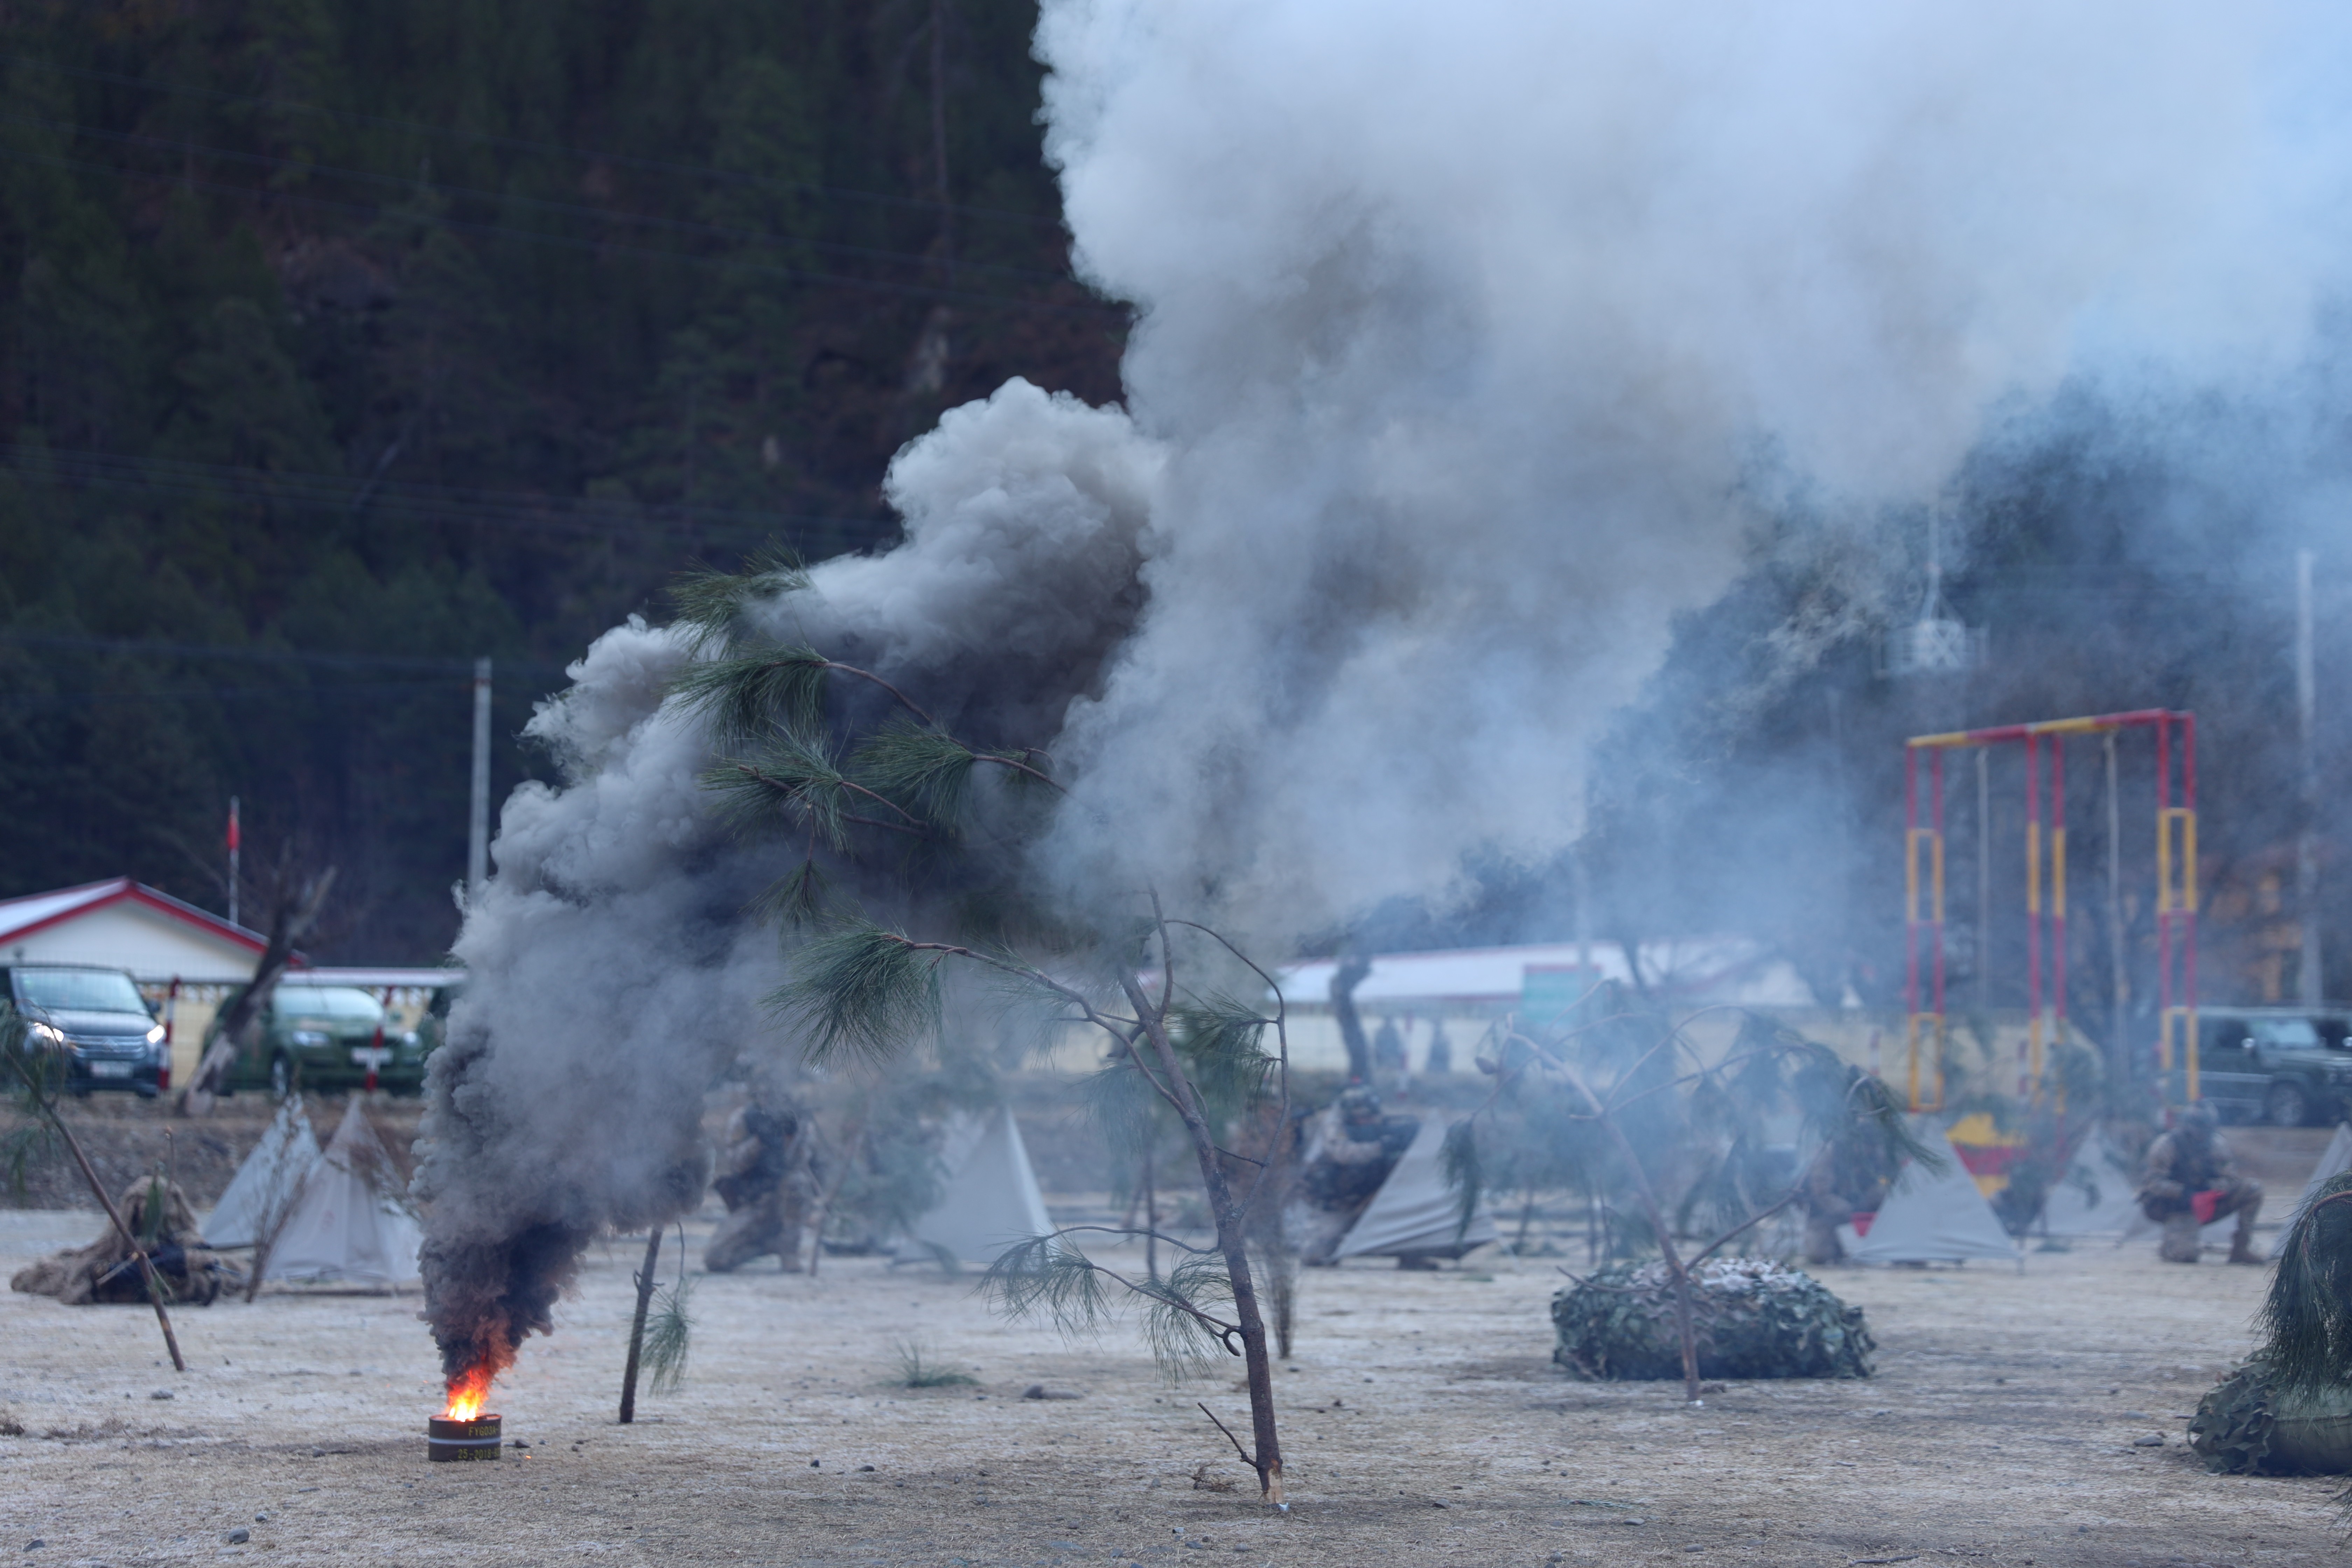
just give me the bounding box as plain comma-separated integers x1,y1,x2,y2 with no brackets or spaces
426,1414,502,1461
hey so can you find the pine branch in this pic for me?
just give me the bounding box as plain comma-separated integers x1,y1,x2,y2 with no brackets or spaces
750,858,835,928
1140,1252,1241,1376
849,720,1063,828
769,923,945,1063
851,719,983,825
642,1274,697,1395
704,733,932,849
675,645,838,741
981,1234,1241,1380
2259,1176,2352,1395
668,546,810,650
1170,996,1274,1121
980,1235,1112,1338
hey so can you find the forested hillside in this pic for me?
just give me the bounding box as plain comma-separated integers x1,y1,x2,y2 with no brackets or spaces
0,1,1121,961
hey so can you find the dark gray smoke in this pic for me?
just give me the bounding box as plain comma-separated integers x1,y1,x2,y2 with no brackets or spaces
416,385,1157,1384
419,4,2352,1385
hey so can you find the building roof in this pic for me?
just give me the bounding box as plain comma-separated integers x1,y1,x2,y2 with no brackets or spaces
0,881,462,989
1274,937,1819,1010
0,877,265,957
294,968,465,990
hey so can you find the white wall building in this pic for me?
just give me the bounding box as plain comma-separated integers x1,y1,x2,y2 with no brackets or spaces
0,878,462,1083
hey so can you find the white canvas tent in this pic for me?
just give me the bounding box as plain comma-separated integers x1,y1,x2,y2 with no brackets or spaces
203,1096,323,1250
2289,1122,2352,1223
898,1106,1055,1267
1334,1115,1499,1260
260,1100,422,1288
1849,1123,2019,1264
2041,1126,2138,1237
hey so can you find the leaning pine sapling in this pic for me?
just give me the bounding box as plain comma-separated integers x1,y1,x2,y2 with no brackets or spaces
673,551,1296,1504
0,1003,187,1371
641,1230,697,1398
776,912,1296,1503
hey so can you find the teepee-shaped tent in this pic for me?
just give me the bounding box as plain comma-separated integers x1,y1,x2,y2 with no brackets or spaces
1334,1116,1499,1260
1849,1122,2019,1264
261,1100,422,1287
899,1105,1054,1267
2290,1122,2352,1221
203,1096,324,1250
2041,1126,2137,1237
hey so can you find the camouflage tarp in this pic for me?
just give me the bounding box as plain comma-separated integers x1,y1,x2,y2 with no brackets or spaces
10,1178,241,1306
1552,1257,1874,1380
2189,1361,2352,1475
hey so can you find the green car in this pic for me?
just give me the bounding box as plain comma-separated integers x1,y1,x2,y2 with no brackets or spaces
226,982,429,1098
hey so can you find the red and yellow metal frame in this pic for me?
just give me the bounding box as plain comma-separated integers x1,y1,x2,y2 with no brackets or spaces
1903,710,2196,1113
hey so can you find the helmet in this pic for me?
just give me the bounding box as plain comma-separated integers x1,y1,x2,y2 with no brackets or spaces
2179,1101,2218,1135
1337,1086,1382,1122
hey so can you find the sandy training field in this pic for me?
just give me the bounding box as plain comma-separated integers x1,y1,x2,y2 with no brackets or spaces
3,1198,2343,1568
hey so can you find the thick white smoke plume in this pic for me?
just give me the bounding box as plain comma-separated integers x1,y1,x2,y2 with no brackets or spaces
1032,0,2351,927
419,2,2352,1373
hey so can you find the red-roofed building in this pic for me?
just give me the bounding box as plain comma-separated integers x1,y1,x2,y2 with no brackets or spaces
0,879,465,1086
0,877,264,982
0,878,267,1085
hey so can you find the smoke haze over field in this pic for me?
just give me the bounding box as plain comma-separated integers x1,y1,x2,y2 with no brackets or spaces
1031,0,2352,930
420,2,2352,1377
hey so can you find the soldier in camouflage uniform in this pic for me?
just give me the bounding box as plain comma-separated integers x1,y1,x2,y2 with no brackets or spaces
2138,1102,2262,1264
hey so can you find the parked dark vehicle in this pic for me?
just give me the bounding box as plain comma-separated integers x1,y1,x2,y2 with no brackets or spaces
3,964,168,1096
2171,1007,2352,1127
224,982,427,1098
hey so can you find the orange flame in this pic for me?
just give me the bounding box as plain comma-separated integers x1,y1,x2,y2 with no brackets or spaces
442,1365,495,1422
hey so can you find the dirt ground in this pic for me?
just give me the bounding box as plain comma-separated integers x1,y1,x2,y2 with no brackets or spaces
5,1171,2348,1568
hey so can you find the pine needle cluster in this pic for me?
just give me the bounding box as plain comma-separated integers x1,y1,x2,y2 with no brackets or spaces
642,1274,697,1396
2256,1173,2352,1397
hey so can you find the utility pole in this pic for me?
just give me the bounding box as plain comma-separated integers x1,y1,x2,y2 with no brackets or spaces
1574,846,1593,978
2298,550,2322,1007
2106,732,2128,1076
1977,748,1992,1016
468,658,492,902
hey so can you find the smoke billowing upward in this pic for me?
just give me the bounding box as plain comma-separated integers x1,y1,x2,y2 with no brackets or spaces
420,4,2352,1379
416,387,1157,1379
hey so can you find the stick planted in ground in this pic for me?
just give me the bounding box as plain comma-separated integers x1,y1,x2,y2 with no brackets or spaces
2,1004,187,1371
618,1227,663,1423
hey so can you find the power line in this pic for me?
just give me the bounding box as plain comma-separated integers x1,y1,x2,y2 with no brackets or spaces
0,632,571,679
5,52,1066,230
0,109,1076,287
0,442,891,553
0,145,1122,319
0,678,493,711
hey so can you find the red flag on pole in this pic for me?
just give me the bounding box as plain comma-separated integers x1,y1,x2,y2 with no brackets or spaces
226,796,242,929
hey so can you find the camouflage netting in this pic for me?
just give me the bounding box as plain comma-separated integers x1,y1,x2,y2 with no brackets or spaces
8,1178,241,1307
2189,1360,2352,1475
1552,1258,1874,1381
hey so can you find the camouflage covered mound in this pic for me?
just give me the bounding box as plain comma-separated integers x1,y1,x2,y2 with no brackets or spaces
1551,1257,1874,1381
2189,1361,2352,1475
9,1178,241,1306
